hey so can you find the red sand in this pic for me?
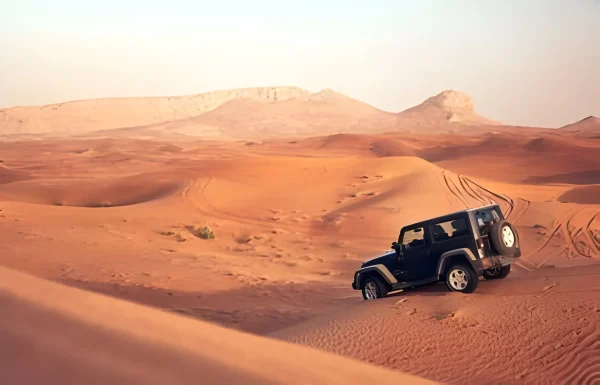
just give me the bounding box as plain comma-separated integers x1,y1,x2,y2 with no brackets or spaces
0,89,598,384
0,266,440,385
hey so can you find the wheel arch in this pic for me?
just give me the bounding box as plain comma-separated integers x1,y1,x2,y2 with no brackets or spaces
354,265,396,290
437,248,477,277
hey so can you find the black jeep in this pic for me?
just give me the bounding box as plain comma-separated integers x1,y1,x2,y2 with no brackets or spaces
351,204,521,299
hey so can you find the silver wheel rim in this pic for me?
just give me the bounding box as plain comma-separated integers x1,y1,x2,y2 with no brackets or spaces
502,225,515,247
448,268,469,291
364,281,378,300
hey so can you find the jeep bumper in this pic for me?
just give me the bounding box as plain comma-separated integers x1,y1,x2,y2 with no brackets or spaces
480,254,515,270
351,272,359,290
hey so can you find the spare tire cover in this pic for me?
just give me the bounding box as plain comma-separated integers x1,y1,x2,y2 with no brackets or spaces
489,220,519,257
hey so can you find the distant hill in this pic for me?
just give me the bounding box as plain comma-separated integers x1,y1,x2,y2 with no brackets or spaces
155,88,399,138
0,87,310,135
1,87,508,138
397,90,501,128
560,116,600,133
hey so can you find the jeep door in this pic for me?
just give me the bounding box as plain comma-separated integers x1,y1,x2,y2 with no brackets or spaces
397,225,434,281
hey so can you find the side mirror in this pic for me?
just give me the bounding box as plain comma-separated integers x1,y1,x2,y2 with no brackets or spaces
392,242,404,258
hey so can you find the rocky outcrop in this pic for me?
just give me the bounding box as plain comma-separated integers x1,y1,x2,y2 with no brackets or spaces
421,90,475,115
398,90,501,126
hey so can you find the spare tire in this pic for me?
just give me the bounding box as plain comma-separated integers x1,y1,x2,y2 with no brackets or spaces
489,220,520,257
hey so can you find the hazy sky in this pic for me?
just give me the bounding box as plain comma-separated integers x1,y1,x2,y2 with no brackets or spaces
1,0,598,127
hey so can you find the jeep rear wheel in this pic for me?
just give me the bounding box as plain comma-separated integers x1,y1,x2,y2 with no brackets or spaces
483,264,511,280
361,276,389,300
445,264,478,293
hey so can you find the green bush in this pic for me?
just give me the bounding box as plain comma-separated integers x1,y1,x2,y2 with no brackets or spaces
195,226,215,240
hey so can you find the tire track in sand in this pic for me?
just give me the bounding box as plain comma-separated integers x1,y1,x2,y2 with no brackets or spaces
457,174,488,206
181,177,325,236
441,173,536,270
440,172,596,271
586,214,600,251
456,177,597,264
531,207,600,266
441,171,469,208
460,175,515,219
440,172,531,227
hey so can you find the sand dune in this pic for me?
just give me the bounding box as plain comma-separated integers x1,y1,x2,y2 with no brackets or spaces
0,172,184,207
1,136,597,279
272,264,600,385
559,185,600,204
275,133,418,158
0,164,30,185
0,266,440,385
1,85,599,385
318,133,375,150
422,133,600,183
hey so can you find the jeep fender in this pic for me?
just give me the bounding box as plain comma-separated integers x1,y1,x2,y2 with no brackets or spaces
436,248,477,276
353,264,398,289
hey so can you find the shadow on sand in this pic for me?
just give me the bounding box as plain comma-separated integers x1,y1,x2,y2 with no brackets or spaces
59,278,355,335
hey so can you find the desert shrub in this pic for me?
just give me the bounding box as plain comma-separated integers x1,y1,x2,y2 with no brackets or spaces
195,225,215,240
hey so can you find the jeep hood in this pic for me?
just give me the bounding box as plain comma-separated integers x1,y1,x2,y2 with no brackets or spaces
361,250,395,267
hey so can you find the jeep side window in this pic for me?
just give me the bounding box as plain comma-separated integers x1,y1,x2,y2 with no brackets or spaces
430,218,469,242
401,227,425,247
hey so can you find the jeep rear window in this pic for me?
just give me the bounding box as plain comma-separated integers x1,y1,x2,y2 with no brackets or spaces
475,208,501,230
430,218,469,242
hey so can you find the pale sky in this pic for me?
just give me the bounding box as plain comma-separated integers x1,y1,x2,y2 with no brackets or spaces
1,0,598,127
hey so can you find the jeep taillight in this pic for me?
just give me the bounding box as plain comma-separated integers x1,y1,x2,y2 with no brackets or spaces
476,238,484,249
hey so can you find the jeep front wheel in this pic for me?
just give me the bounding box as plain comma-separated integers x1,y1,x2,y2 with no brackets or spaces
445,264,478,293
361,276,389,300
483,264,511,280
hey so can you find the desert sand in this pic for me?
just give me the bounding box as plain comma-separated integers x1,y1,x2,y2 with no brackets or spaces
0,88,598,385
0,266,440,385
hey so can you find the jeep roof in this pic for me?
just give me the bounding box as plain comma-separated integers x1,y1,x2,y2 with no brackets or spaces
400,204,502,230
